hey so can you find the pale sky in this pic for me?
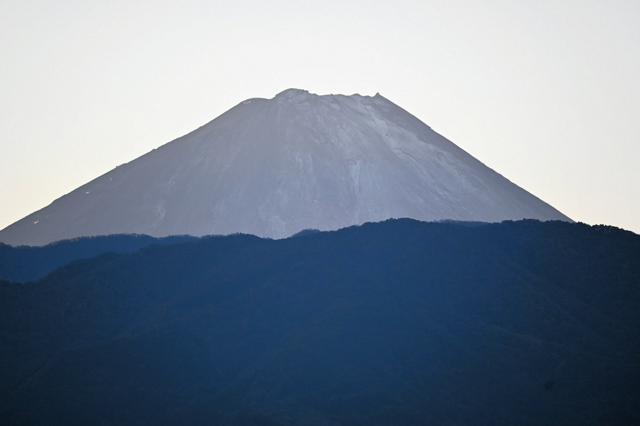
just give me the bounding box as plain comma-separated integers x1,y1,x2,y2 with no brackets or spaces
1,0,638,233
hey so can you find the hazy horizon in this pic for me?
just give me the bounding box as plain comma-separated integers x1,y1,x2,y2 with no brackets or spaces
1,0,638,233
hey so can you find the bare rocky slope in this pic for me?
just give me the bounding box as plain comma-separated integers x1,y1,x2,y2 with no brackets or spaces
0,89,569,246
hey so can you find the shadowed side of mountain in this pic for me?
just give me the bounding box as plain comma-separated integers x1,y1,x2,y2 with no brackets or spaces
0,234,195,282
0,219,639,425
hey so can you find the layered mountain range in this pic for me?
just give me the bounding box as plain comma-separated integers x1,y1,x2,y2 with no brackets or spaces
1,89,637,425
1,220,639,425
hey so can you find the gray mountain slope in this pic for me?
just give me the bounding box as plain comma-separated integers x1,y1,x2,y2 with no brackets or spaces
0,89,570,246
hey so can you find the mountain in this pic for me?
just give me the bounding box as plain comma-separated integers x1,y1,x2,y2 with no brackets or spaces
0,234,194,283
1,220,638,425
0,89,569,246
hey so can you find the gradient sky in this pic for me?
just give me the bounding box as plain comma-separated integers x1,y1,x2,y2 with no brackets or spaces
1,0,638,233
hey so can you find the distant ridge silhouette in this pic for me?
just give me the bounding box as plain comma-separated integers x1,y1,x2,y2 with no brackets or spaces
1,219,638,425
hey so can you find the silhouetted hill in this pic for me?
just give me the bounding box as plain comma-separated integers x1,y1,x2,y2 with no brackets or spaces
0,234,194,282
1,220,639,425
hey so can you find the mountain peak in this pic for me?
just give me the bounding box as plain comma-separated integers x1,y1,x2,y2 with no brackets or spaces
273,88,312,99
272,88,386,102
0,89,570,246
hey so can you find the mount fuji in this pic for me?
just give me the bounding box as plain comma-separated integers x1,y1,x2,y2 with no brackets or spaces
0,89,569,246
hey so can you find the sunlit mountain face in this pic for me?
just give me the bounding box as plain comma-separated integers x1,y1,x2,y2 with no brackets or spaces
0,89,568,246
